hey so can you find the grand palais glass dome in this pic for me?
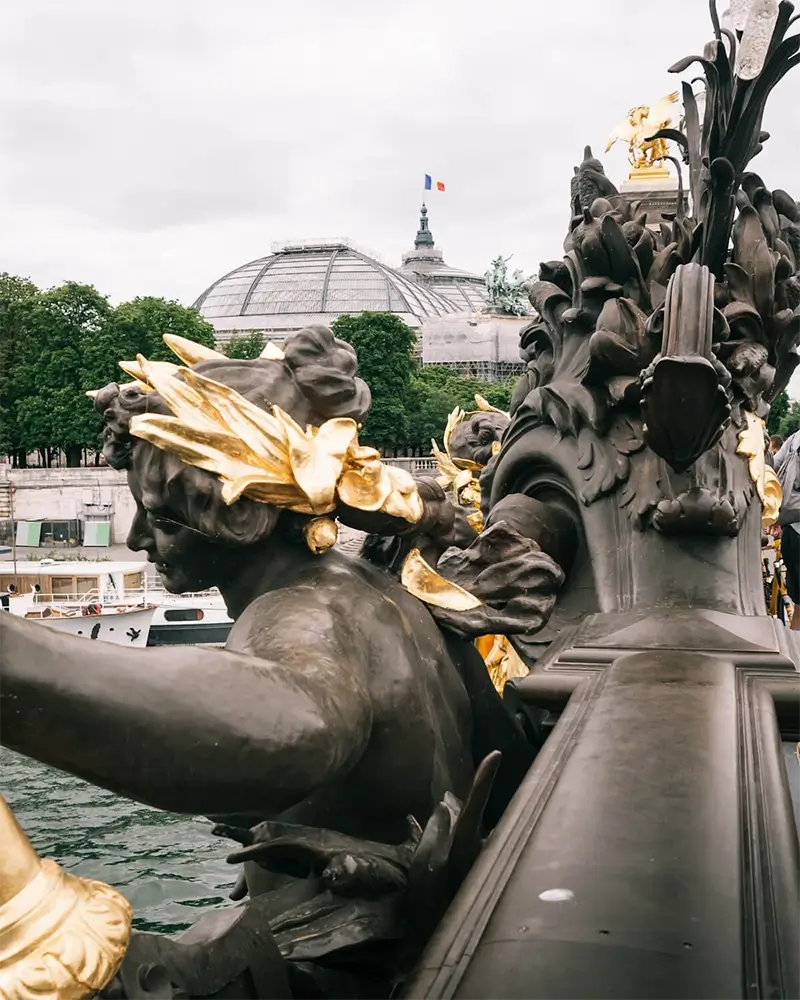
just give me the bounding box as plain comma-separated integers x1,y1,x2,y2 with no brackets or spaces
193,240,460,343
397,204,488,312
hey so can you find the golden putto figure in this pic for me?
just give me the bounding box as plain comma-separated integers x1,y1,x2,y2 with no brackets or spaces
605,91,679,176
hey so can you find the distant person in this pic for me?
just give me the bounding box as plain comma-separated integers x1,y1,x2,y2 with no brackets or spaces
774,431,800,630
770,434,785,456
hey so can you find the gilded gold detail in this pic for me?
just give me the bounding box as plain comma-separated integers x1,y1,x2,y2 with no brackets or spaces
475,635,529,691
161,334,226,366
430,397,526,693
400,548,483,611
432,396,509,506
304,517,339,555
118,340,423,528
474,394,507,416
0,795,131,1000
606,91,679,175
87,335,481,611
736,411,782,527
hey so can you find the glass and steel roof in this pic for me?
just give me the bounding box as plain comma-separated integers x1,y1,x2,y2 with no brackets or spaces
193,241,459,337
400,259,488,312
397,205,489,313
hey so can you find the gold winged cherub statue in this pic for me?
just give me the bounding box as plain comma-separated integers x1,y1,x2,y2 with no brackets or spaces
605,91,679,177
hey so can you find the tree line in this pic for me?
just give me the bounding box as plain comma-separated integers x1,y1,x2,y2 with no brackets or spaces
0,274,217,467
3,270,794,468
766,390,800,440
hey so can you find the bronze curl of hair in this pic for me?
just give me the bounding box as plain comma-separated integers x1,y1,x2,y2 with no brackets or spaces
94,325,371,472
93,326,372,546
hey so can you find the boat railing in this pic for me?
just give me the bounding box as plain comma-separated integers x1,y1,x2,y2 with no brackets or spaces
25,585,224,607
138,586,224,601
27,589,151,608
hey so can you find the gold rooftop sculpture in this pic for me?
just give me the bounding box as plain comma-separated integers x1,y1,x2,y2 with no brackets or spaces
605,91,680,181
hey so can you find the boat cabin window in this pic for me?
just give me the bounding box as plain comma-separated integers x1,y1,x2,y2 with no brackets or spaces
76,577,98,597
124,572,144,591
163,608,205,622
51,576,74,598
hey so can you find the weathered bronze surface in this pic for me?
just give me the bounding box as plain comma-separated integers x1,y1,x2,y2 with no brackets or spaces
2,3,800,997
1,326,559,998
409,4,800,998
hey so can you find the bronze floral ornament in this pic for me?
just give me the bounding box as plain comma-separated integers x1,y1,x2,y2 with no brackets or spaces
489,1,800,539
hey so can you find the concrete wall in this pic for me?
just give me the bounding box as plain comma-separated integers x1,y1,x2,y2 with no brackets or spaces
421,312,529,365
2,458,437,544
4,467,135,544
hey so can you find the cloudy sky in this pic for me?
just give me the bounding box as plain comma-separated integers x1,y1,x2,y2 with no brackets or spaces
1,0,798,310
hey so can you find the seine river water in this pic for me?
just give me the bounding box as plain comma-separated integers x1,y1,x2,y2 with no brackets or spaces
1,747,234,933
4,738,798,937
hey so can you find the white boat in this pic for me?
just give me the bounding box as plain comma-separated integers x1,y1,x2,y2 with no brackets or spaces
1,560,156,647
145,588,233,647
1,560,235,647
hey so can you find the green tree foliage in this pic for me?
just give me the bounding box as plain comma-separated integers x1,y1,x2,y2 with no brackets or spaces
332,312,517,452
81,296,216,392
1,278,216,466
767,391,789,435
224,331,267,359
779,399,800,438
406,366,515,451
3,294,518,463
0,274,39,466
13,282,112,467
332,312,417,450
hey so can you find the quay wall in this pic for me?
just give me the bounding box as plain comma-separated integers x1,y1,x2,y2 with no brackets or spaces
0,458,438,545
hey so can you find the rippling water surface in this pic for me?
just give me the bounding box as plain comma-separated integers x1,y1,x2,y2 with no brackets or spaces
1,747,234,933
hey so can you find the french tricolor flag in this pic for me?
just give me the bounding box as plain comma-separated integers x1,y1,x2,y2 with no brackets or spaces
424,174,445,192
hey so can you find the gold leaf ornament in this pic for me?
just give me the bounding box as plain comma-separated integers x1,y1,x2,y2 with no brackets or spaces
0,796,131,1000
474,393,509,417
442,406,466,457
279,410,359,514
304,517,339,554
736,412,782,527
88,334,478,611
119,337,425,529
161,334,227,366
401,548,482,611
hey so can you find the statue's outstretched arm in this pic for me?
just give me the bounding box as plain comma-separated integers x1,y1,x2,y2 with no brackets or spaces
0,595,372,819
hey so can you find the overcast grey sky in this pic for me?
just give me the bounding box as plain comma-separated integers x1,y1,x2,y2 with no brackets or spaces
1,0,798,311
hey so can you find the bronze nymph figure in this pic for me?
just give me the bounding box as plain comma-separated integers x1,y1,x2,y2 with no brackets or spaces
0,325,569,998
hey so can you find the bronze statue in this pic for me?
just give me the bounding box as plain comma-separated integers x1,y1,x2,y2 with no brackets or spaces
430,398,532,692
406,6,800,998
3,3,800,996
0,325,569,998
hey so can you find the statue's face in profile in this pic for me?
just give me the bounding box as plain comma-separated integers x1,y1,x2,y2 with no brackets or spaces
125,462,226,595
